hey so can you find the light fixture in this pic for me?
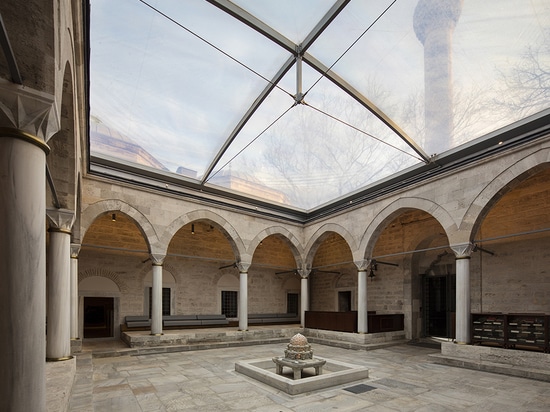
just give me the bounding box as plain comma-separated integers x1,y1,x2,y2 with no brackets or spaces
111,213,116,222
191,223,195,235
368,265,376,281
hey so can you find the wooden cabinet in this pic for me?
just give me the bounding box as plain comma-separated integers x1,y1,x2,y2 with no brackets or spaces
471,313,506,347
471,312,549,352
507,313,547,351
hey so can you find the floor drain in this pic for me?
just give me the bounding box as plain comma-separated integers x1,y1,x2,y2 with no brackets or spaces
344,384,377,394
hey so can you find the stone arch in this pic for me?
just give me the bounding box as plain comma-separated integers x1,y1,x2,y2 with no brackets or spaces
80,199,159,252
78,268,129,293
248,226,304,269
160,210,245,262
334,272,355,289
304,223,358,269
47,61,77,211
143,270,177,285
215,273,239,288
360,197,456,260
79,276,120,293
459,147,550,242
282,275,301,291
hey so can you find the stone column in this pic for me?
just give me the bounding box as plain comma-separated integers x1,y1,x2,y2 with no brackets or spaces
298,268,311,327
237,262,250,331
413,0,463,152
70,244,81,340
451,243,473,344
355,260,370,334
0,80,58,412
46,209,75,361
150,254,165,336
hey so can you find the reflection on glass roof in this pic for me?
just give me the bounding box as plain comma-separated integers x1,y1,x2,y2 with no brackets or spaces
89,0,550,211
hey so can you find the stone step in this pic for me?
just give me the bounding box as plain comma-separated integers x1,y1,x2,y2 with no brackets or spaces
430,353,550,382
307,336,409,351
91,336,292,358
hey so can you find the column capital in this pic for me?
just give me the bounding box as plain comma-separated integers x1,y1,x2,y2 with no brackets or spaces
150,254,165,266
450,242,474,259
297,266,311,279
46,208,75,232
70,243,81,258
354,259,371,271
236,261,251,273
0,79,60,141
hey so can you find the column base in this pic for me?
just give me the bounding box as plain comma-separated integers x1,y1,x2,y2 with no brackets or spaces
150,333,164,336
70,337,81,341
46,355,74,362
455,341,469,345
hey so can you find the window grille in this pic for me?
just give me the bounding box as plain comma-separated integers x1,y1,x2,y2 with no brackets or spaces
221,290,238,318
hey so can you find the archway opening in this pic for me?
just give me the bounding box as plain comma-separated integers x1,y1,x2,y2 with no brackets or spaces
83,296,114,338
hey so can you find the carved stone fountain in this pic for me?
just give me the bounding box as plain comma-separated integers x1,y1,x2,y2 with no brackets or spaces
272,333,326,379
235,332,370,395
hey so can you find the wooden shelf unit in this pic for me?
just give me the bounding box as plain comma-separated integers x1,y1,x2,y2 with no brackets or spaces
471,312,549,352
507,313,547,352
471,313,506,347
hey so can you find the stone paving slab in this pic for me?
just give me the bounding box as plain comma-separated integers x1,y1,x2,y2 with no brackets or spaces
60,341,550,411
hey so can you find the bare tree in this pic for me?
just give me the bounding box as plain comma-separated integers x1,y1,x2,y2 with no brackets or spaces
494,40,550,117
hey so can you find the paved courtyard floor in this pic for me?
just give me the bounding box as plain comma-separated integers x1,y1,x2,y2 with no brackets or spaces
67,342,550,411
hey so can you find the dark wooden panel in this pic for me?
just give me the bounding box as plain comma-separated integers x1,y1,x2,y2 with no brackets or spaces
305,311,405,333
305,311,357,332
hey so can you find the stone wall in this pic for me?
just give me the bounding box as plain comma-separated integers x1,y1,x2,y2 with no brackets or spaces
77,140,550,339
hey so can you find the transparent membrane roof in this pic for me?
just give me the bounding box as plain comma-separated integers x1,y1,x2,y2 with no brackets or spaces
88,0,550,213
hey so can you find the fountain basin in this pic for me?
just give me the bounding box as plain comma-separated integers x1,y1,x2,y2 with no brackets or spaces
235,357,369,395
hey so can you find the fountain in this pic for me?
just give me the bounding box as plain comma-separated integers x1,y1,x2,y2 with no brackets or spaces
235,333,369,395
272,333,326,379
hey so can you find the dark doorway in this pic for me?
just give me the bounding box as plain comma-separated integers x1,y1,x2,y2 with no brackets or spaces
83,297,114,338
287,293,299,314
338,291,352,312
221,290,238,318
423,274,455,338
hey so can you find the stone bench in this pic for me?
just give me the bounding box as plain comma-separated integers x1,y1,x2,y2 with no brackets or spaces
163,314,229,328
124,315,151,330
248,313,300,325
272,357,326,380
123,314,229,330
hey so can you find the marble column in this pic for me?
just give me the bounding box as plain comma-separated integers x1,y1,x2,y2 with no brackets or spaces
298,268,311,328
0,80,59,411
70,244,81,340
0,128,50,411
150,255,165,336
451,243,473,344
355,260,370,334
237,262,250,331
46,209,75,361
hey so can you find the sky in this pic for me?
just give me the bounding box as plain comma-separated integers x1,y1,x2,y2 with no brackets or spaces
89,0,550,210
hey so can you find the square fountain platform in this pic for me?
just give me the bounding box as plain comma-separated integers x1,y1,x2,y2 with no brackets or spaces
235,357,369,395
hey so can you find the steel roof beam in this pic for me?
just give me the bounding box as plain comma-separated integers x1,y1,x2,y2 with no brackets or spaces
207,0,429,167
300,0,350,52
201,55,296,184
303,52,431,162
206,0,297,54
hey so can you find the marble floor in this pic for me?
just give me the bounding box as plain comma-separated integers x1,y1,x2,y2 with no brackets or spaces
63,340,550,411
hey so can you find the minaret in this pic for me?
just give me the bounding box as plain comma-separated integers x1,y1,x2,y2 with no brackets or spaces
413,0,463,154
